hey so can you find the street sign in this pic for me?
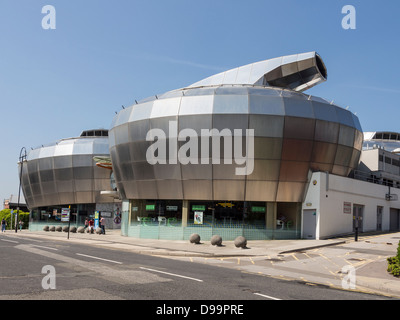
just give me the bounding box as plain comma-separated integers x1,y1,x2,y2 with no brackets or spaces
61,208,70,222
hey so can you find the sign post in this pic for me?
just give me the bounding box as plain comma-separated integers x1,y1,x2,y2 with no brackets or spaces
61,207,71,239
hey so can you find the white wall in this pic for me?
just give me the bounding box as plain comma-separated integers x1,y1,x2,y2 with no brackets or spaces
303,172,400,239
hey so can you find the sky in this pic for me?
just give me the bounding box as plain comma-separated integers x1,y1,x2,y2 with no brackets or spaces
1,0,399,206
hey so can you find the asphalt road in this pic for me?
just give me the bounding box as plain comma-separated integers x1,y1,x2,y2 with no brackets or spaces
0,233,395,306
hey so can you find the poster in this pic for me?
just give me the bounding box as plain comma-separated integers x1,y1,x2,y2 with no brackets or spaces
194,211,203,225
61,208,70,222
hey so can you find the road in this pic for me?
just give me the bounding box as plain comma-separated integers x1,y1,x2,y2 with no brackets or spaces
0,233,395,305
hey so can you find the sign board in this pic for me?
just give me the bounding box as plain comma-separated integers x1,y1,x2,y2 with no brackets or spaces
192,205,205,211
343,202,352,214
146,204,155,211
61,208,70,222
166,206,178,211
251,206,266,213
94,211,99,229
194,211,203,225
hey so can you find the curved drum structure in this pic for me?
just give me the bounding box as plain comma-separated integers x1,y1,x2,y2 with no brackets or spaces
21,130,112,209
110,52,363,203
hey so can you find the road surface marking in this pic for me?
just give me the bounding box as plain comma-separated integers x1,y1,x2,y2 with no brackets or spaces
31,244,58,251
1,238,19,243
140,267,203,282
254,293,282,300
76,253,123,264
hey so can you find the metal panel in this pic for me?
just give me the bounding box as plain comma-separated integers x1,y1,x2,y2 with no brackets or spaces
129,119,151,142
156,180,183,199
136,180,158,199
249,114,284,137
311,142,338,163
281,139,313,162
182,180,212,200
213,95,248,114
283,117,315,140
283,97,314,118
278,161,310,182
338,125,355,147
276,182,306,202
213,180,245,201
153,163,182,180
213,114,248,131
132,162,155,180
314,120,339,143
150,97,181,119
181,163,212,180
179,95,214,115
247,160,280,181
245,181,278,201
212,163,246,180
129,101,154,122
336,107,355,127
253,137,282,160
313,101,339,122
248,95,285,116
334,145,354,166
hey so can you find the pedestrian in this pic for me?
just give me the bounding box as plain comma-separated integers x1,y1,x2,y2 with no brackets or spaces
1,218,6,232
84,217,89,230
100,216,106,235
88,219,94,234
19,220,23,231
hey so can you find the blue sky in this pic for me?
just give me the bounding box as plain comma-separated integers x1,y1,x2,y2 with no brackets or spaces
1,0,399,205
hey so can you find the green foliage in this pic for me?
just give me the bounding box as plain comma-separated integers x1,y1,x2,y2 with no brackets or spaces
387,241,400,277
0,209,30,230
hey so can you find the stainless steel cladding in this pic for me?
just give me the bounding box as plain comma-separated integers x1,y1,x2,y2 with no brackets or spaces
189,52,327,92
21,132,112,209
109,52,362,202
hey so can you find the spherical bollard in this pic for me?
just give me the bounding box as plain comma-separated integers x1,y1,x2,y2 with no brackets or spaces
49,226,56,232
189,233,201,244
70,226,77,233
211,235,223,246
234,236,247,248
43,225,49,232
62,226,69,232
95,227,102,234
55,226,62,232
77,226,85,233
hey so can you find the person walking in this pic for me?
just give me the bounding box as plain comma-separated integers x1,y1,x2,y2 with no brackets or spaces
100,216,106,235
84,217,89,230
1,218,7,232
88,219,94,234
18,220,23,231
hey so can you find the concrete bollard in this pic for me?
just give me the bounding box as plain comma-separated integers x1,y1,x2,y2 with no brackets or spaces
211,235,223,246
70,226,77,233
49,226,56,232
55,226,62,232
43,225,49,232
189,233,201,244
77,226,85,233
234,236,247,248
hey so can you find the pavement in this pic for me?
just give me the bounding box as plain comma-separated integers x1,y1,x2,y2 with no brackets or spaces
4,228,400,299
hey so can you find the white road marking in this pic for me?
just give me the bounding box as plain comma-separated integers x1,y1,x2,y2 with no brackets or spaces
76,253,123,264
31,244,58,251
254,292,282,300
1,238,19,244
140,267,204,282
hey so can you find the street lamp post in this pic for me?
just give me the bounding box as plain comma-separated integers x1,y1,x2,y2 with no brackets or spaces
16,147,27,233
